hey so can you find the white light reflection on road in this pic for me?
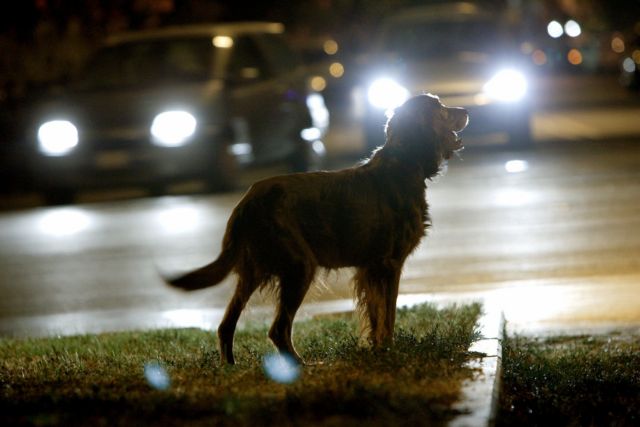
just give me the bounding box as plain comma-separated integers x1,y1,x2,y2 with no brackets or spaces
491,283,573,326
492,188,536,207
160,308,217,330
37,208,92,237
156,205,202,234
504,160,529,173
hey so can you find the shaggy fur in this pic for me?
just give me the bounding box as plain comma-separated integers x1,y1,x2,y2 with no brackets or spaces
165,94,468,364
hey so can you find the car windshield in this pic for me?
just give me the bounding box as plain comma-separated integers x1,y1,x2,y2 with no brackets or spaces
78,37,213,90
380,18,510,59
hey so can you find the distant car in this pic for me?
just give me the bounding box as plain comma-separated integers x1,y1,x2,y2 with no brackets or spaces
361,2,533,150
27,22,329,204
619,37,640,92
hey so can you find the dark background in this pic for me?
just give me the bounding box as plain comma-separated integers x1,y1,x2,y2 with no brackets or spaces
1,0,639,93
2,0,640,195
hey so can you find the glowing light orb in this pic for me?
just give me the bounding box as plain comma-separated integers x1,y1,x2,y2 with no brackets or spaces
144,362,171,390
564,20,582,38
263,352,300,384
547,21,563,38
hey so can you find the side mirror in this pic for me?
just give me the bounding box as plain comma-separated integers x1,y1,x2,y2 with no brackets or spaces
239,67,260,80
227,67,261,85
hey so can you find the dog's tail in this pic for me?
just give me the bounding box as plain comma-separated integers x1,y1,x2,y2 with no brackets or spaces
164,244,236,291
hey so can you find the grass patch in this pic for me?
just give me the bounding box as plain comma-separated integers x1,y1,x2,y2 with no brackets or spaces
1,302,481,426
498,333,640,427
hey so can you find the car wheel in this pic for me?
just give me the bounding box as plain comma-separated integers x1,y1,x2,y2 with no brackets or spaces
508,115,533,148
205,143,239,192
42,188,76,206
288,139,325,173
364,123,386,155
148,183,167,197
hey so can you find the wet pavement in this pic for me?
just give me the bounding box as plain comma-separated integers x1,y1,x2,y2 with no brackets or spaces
1,137,640,337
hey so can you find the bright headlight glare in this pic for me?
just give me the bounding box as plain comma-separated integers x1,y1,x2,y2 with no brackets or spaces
306,93,330,132
37,120,78,156
483,69,528,102
367,78,410,110
151,111,197,147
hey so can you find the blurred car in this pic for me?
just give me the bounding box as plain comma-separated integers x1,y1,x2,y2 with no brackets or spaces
361,2,533,150
27,22,329,204
619,37,640,92
290,36,356,106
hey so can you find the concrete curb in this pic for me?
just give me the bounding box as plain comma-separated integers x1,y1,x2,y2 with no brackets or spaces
449,308,505,427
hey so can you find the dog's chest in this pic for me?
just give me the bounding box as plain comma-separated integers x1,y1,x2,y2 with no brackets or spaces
396,195,429,253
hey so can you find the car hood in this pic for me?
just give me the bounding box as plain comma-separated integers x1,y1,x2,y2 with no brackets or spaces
31,81,223,134
369,52,526,103
403,59,491,95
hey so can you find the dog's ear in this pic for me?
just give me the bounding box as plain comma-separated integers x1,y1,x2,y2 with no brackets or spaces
385,102,422,146
384,95,443,178
386,95,439,146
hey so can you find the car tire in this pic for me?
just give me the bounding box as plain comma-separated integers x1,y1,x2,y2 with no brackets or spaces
508,115,533,148
148,183,167,197
204,143,239,192
288,139,325,173
42,188,76,206
364,123,387,155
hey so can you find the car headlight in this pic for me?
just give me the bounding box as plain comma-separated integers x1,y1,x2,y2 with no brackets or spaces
367,78,410,111
483,69,528,102
306,93,330,135
37,120,79,156
150,111,197,147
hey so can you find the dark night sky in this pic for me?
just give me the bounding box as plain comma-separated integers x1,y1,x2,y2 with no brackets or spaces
2,1,638,41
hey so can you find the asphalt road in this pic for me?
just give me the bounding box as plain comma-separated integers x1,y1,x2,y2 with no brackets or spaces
1,75,640,338
2,138,639,337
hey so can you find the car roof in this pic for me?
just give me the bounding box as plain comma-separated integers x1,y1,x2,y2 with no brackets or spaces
386,2,495,24
106,22,285,45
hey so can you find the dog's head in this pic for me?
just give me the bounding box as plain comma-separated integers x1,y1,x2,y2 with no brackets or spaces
385,94,469,173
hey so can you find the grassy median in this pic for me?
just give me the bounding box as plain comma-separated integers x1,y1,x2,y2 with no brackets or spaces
1,302,481,426
498,332,640,426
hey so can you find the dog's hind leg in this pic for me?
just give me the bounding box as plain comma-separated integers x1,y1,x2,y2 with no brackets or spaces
218,274,258,365
268,263,314,364
354,264,401,347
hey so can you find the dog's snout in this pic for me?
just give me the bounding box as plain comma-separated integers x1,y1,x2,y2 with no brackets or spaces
460,109,469,130
449,107,469,131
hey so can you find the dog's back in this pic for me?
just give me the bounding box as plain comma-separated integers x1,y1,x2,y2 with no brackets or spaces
235,160,428,270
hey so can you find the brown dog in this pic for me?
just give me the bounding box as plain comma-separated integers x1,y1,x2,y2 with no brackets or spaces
165,94,468,364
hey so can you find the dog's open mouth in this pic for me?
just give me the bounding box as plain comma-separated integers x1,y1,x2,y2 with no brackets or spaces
443,130,464,159
453,130,462,143
442,107,468,159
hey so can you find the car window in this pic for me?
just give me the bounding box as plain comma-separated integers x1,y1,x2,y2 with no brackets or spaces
78,37,213,90
380,19,511,58
254,33,301,76
226,36,270,81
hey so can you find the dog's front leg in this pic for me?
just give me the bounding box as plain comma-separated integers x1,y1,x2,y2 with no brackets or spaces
355,264,401,347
